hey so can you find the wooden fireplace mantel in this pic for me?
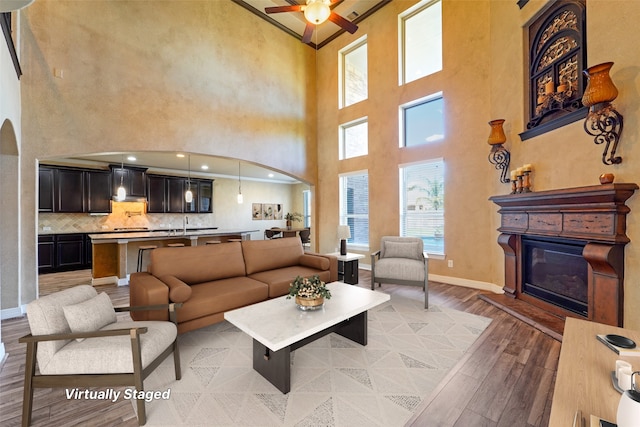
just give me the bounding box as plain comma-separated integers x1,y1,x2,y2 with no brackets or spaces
490,183,638,327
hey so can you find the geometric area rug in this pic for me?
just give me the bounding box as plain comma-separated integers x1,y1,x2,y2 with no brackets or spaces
141,294,492,426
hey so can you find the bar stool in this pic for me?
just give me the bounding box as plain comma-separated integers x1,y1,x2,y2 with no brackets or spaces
205,240,221,245
137,245,157,272
166,243,185,248
227,238,242,243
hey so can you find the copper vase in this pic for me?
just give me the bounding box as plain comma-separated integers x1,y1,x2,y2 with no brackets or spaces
487,119,507,145
582,62,618,107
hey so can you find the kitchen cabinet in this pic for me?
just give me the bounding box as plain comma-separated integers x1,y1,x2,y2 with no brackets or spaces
38,233,93,274
86,170,112,213
39,166,113,213
38,167,55,212
111,165,147,198
147,175,213,213
55,168,85,212
167,177,185,213
37,235,55,273
146,175,166,213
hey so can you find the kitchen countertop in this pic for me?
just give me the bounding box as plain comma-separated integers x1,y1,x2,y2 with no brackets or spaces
88,228,258,242
39,227,221,236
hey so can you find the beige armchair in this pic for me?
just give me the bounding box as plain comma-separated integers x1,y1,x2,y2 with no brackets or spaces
371,236,429,308
19,285,181,426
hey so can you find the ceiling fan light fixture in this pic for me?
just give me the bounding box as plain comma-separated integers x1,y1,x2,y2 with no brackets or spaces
304,0,331,25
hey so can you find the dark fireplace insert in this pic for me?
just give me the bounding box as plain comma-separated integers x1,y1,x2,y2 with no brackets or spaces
522,236,588,317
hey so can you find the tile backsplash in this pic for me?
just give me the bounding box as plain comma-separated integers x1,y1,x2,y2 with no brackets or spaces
39,202,215,234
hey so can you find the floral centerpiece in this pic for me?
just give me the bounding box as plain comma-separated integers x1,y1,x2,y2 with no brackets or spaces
284,212,303,229
287,275,331,310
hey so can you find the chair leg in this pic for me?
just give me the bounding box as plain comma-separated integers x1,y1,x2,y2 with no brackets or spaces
173,339,182,380
22,342,37,427
130,333,146,425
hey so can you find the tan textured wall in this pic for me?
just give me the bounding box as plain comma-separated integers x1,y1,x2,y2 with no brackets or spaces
316,0,640,328
317,0,494,281
491,0,640,329
15,0,316,307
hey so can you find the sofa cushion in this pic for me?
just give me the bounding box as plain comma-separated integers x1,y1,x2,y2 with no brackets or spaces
375,258,425,281
62,292,117,342
249,266,333,298
177,277,269,323
299,254,330,271
242,237,304,275
150,243,246,285
160,275,193,303
40,320,177,375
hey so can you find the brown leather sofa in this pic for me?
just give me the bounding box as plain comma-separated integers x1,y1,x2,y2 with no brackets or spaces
129,237,338,333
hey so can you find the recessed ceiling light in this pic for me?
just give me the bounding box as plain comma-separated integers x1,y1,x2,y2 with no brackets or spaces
176,153,185,158
201,165,209,170
127,156,136,161
268,173,274,178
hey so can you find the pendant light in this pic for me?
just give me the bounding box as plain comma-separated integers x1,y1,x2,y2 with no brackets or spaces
116,154,126,201
185,155,193,203
237,162,243,204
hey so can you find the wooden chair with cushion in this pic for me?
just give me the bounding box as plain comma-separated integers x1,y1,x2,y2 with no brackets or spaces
371,236,429,308
19,285,181,426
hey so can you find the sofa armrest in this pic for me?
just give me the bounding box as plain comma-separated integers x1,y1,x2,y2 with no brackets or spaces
159,275,193,303
129,272,170,321
299,254,330,271
301,252,338,282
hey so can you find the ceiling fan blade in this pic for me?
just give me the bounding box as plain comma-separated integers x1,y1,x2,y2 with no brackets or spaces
327,12,358,34
301,22,314,44
265,5,303,14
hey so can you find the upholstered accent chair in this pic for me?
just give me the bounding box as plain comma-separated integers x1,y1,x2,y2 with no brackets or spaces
19,285,181,426
371,236,429,308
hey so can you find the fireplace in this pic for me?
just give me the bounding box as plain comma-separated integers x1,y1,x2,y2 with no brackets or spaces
490,183,638,328
522,236,588,317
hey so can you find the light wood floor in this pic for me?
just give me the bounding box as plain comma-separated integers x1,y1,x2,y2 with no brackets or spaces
0,270,559,427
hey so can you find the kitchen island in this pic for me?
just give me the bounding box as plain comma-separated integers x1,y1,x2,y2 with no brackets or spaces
89,228,258,285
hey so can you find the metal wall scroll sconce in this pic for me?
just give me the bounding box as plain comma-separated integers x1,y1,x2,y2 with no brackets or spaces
582,62,623,165
487,119,511,183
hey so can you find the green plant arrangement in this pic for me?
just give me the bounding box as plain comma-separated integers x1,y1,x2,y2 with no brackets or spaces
284,212,304,222
287,275,331,310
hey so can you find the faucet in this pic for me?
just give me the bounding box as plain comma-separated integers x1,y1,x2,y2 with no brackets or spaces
183,216,189,234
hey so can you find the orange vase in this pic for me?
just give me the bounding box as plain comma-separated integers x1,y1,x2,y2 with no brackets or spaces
487,119,507,145
582,62,618,107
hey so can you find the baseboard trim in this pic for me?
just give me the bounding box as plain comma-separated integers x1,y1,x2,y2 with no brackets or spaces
429,274,504,294
91,276,119,286
1,305,25,320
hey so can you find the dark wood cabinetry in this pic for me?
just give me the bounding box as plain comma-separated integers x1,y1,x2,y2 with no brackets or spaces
39,166,113,213
111,165,147,198
147,175,213,213
55,168,85,212
86,170,112,213
38,168,55,212
38,233,92,274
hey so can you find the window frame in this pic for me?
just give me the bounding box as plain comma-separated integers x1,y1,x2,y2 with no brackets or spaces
399,159,445,258
339,170,369,249
399,92,444,148
339,116,368,160
398,0,442,86
338,35,368,109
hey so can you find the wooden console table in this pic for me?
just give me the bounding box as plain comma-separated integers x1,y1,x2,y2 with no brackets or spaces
550,317,640,425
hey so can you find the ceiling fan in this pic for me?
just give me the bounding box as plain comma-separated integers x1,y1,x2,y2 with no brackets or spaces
265,0,358,44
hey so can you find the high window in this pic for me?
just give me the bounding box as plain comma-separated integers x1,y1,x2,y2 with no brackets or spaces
339,172,369,247
339,117,368,159
400,93,444,147
399,0,442,85
339,37,367,108
400,159,444,256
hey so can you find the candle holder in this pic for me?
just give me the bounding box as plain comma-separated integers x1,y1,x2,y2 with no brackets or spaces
582,62,624,165
522,171,532,192
487,119,511,184
511,179,517,194
516,173,523,193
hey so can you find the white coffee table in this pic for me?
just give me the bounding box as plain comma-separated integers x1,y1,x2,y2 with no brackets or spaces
224,281,390,393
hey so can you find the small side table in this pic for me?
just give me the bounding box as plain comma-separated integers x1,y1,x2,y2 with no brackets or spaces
327,252,365,285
